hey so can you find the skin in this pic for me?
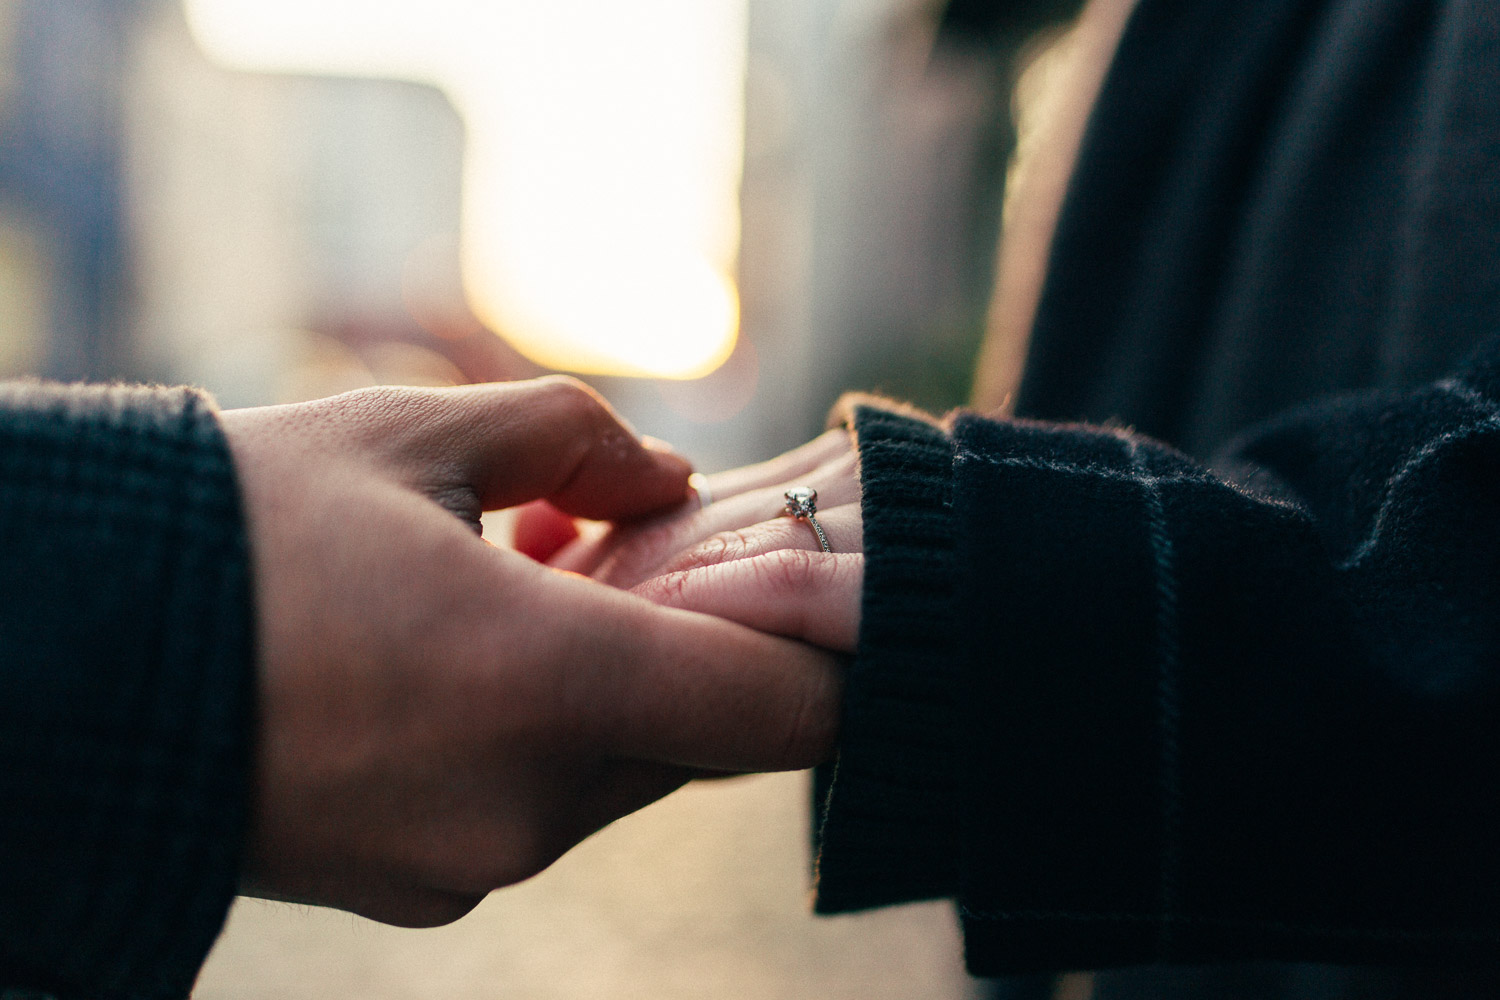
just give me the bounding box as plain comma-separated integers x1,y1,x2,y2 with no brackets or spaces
516,427,867,653
218,377,844,928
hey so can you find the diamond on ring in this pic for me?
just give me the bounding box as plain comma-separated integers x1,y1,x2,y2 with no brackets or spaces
784,486,817,518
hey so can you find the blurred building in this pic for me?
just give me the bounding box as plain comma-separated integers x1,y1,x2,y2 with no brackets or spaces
1,0,1052,450
0,0,135,380
1,0,527,404
603,0,1041,468
124,0,520,407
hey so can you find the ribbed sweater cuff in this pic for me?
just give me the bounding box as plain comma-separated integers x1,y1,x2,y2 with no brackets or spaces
813,402,962,912
0,383,255,999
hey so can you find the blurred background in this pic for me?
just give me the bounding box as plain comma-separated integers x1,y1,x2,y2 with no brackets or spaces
0,0,1079,995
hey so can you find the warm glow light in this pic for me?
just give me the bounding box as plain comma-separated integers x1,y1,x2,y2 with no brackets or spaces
183,0,745,379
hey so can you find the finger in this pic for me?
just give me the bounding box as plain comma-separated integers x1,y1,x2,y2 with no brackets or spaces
698,449,860,531
585,452,862,587
530,572,844,771
659,505,863,574
512,501,581,562
784,447,862,509
701,428,852,502
381,377,694,519
633,550,864,653
544,498,770,581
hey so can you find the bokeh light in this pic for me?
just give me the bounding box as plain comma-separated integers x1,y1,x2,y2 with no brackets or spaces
183,0,745,379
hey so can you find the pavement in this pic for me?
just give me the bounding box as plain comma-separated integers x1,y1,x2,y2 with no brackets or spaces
195,770,977,999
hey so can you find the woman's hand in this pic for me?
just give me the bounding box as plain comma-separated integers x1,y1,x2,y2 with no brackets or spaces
634,547,864,653
523,428,859,584
515,426,866,653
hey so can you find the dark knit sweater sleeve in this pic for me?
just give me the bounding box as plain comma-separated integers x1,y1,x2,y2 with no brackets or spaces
813,404,962,910
815,340,1500,974
0,383,255,999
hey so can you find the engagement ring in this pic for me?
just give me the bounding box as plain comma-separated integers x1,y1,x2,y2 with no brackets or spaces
783,486,832,553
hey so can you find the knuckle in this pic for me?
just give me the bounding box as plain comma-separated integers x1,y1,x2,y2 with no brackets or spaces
525,377,636,481
639,567,694,609
534,373,593,395
755,547,821,596
664,529,749,574
530,375,605,424
603,520,685,582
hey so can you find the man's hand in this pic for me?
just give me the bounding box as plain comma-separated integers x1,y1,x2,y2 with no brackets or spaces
219,378,843,928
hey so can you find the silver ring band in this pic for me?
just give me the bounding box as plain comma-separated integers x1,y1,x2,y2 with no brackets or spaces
783,486,832,553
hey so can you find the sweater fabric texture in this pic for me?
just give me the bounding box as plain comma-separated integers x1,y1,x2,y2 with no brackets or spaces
816,0,1500,989
0,383,254,1000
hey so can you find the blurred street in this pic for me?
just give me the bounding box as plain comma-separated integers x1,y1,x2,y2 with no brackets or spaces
196,772,976,999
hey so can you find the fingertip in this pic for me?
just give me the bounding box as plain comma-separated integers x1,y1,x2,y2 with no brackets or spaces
644,438,696,501
649,446,695,489
458,376,693,519
513,500,581,562
553,437,694,521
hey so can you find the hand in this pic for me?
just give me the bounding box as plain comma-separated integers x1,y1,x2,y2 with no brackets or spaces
525,428,863,587
515,427,866,653
219,378,843,928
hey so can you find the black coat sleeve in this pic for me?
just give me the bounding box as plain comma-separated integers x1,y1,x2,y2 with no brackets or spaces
814,337,1500,975
0,383,255,1000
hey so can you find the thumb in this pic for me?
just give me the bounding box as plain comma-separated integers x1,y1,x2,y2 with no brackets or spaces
499,567,844,773
394,377,693,520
